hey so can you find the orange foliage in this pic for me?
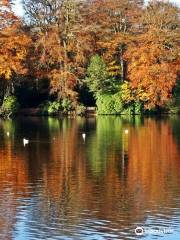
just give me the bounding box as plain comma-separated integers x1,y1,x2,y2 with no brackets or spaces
125,30,179,108
0,0,179,108
0,0,31,81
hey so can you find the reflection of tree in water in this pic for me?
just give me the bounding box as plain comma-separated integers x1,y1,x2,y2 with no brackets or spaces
0,116,180,239
128,117,180,207
171,116,180,148
0,120,30,240
86,117,127,176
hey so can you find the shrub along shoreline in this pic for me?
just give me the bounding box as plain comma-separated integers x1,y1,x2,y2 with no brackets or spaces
0,96,179,119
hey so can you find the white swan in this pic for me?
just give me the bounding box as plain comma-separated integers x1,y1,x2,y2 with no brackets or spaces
6,132,10,137
23,138,29,146
82,133,86,141
124,129,129,134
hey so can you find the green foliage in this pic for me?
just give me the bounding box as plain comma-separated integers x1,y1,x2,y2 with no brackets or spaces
96,93,143,115
121,102,142,115
160,80,180,114
168,106,180,114
0,96,20,117
97,95,115,114
134,102,143,114
61,99,73,113
165,100,180,114
48,101,61,115
113,93,124,113
86,55,107,96
86,55,119,97
91,74,145,115
76,104,86,116
97,94,124,114
39,99,74,115
39,101,62,115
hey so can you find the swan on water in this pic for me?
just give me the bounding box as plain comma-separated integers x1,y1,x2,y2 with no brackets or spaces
23,138,29,146
124,129,129,134
82,133,86,141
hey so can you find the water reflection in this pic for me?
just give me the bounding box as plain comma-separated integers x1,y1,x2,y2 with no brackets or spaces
0,116,180,239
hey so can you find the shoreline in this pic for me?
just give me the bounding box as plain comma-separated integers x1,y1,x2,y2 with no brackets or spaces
1,108,180,119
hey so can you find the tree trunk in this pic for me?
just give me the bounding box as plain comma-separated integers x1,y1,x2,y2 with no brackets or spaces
120,57,124,82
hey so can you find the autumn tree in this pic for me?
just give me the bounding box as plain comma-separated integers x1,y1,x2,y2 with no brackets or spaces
124,0,180,109
23,0,96,104
94,0,143,81
18,0,180,114
0,0,31,99
23,0,145,104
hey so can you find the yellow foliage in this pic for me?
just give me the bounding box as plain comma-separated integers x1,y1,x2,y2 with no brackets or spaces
120,81,134,104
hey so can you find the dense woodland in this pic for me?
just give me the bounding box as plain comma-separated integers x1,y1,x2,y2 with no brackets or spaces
0,0,179,116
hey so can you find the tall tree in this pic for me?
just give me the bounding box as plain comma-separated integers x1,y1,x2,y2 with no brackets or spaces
23,0,89,102
124,0,180,108
0,0,31,98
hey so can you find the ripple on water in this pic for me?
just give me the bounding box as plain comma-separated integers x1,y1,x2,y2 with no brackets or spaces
0,117,180,240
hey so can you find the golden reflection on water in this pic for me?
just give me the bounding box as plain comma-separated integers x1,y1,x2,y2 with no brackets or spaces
0,116,180,239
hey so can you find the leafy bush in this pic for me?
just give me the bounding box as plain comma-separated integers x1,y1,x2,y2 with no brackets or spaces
113,93,123,113
165,81,180,114
0,96,20,117
39,99,74,115
39,101,62,115
96,94,143,115
76,104,86,116
129,102,143,115
120,107,132,115
96,94,116,114
121,104,141,115
48,101,61,115
61,99,73,113
164,100,180,114
168,106,180,114
97,94,127,115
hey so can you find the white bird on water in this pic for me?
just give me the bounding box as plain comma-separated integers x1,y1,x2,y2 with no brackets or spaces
82,133,86,141
23,138,29,146
6,132,10,137
124,129,129,134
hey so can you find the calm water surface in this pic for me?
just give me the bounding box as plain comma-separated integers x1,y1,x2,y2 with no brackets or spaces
0,116,180,240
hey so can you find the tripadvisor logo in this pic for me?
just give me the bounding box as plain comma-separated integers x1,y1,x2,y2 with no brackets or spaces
135,226,174,236
135,227,144,236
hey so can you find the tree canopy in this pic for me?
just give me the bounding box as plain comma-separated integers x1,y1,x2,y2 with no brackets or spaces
0,0,179,115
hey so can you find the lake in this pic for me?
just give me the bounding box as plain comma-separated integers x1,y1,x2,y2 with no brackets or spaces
0,116,180,240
